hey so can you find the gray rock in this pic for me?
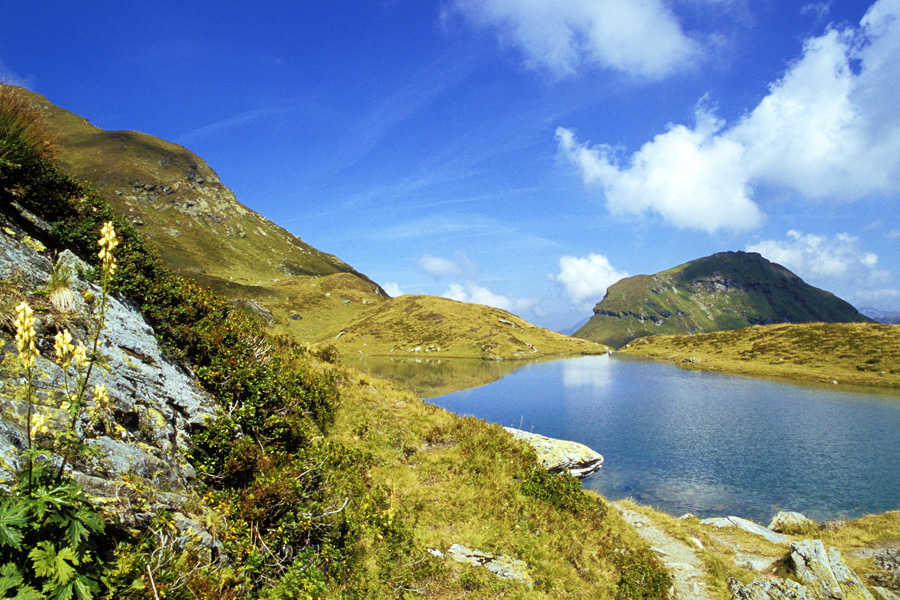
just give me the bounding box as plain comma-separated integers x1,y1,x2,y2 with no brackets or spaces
442,543,533,587
790,539,874,600
769,511,816,533
700,516,790,545
0,231,219,502
729,577,813,600
872,588,900,600
504,427,603,478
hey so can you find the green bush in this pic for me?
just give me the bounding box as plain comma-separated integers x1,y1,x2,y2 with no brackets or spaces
0,463,112,600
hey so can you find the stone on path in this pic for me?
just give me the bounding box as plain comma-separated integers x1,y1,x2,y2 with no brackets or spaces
615,505,716,600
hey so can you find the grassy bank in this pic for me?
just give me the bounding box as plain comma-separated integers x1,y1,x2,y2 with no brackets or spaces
621,322,900,389
614,500,900,599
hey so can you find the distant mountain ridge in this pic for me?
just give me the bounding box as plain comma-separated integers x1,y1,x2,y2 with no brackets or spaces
858,307,900,324
574,251,872,348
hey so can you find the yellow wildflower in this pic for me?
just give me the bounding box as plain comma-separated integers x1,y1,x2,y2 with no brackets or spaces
54,329,75,368
14,302,38,369
98,221,118,277
72,342,88,368
93,384,111,410
31,412,49,436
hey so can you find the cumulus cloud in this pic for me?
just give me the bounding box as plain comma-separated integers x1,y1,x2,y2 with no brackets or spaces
552,253,630,307
443,282,538,314
558,0,900,232
382,282,405,297
886,229,900,241
452,0,700,78
747,230,889,284
557,111,763,232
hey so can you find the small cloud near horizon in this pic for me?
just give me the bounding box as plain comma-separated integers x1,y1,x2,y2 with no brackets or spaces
382,282,405,297
443,282,537,314
416,252,474,279
747,229,889,287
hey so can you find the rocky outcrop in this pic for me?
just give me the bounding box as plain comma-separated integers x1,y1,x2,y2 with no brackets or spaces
503,427,603,478
701,516,790,545
729,540,878,600
769,511,817,534
0,227,218,509
429,543,533,587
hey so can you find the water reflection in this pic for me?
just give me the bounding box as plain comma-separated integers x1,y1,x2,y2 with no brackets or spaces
427,354,900,523
351,355,536,398
561,354,613,390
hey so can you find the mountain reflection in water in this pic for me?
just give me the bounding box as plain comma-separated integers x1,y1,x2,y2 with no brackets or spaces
363,354,900,523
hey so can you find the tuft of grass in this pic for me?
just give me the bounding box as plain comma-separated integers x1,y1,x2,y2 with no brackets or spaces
0,83,58,171
621,322,900,388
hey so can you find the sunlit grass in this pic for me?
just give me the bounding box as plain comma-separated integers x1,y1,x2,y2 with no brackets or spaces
327,367,670,598
621,322,900,388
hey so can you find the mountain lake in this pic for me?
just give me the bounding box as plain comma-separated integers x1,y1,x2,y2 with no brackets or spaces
355,353,900,524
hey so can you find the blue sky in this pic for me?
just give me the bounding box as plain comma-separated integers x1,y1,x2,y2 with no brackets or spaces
2,0,898,331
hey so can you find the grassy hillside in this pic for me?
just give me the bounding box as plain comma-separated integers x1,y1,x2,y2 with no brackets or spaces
326,294,608,360
621,322,900,388
16,85,389,330
575,251,871,348
0,84,670,599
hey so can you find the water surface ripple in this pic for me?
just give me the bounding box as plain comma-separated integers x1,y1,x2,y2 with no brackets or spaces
429,354,900,523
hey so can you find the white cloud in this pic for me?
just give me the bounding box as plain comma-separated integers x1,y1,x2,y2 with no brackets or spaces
558,0,900,232
443,282,537,314
747,230,889,284
382,282,405,297
552,253,630,307
453,0,700,79
886,229,900,241
417,254,464,279
557,112,762,232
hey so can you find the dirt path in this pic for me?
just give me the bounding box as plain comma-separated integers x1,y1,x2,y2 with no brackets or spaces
614,504,716,600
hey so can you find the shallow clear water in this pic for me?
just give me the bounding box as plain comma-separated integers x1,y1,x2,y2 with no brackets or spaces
428,354,900,523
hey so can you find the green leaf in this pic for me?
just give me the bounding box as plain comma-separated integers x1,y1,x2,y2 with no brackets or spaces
0,562,43,600
0,500,28,550
29,542,80,586
71,577,94,600
0,562,25,595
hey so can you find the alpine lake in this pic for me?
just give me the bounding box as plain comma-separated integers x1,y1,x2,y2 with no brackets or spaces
353,353,900,525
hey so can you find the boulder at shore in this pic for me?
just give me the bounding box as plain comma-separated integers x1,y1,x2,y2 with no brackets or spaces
504,427,603,478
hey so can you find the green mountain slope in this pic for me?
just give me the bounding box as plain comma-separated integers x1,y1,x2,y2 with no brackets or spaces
574,251,871,348
17,86,388,333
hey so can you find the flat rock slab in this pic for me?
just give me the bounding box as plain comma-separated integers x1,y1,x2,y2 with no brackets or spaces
439,543,533,587
504,427,603,478
701,516,790,545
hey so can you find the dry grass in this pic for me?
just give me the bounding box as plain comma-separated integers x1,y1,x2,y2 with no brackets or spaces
327,294,608,361
621,322,900,389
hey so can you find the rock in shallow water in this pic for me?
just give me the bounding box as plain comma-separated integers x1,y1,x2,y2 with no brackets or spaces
503,427,603,478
